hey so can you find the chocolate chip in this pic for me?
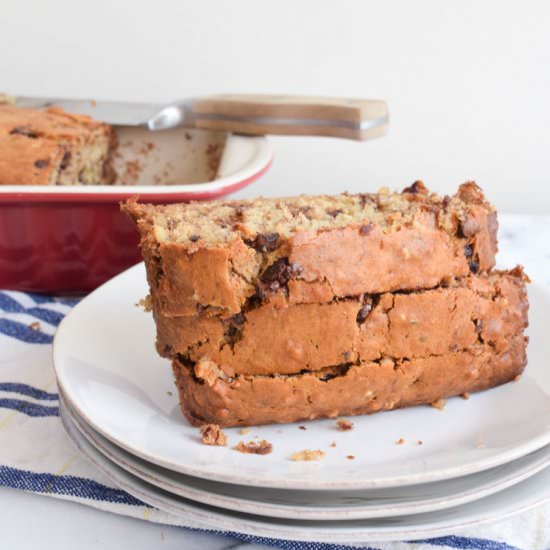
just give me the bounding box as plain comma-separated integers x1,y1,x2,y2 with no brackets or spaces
248,232,280,252
402,181,427,194
34,159,49,169
464,244,473,258
359,223,374,235
231,312,245,325
260,258,291,285
10,126,38,138
189,234,200,242
253,258,301,302
327,208,343,218
356,303,372,324
60,150,72,171
469,260,479,274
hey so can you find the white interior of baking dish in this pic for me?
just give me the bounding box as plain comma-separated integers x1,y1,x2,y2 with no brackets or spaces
0,126,272,195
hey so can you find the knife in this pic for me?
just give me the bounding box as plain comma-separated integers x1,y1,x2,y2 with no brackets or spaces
13,94,389,141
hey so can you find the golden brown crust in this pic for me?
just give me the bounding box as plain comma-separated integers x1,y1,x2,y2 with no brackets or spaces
124,183,499,318
0,104,115,185
172,334,528,428
155,269,528,376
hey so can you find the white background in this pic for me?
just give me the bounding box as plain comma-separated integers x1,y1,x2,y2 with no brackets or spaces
1,0,549,213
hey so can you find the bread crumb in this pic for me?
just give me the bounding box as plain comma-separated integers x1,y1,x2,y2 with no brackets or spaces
346,455,355,460
461,392,471,400
28,321,41,331
395,438,405,445
417,440,424,445
329,441,337,448
234,440,273,455
298,425,307,430
290,449,325,462
166,391,173,396
239,427,251,435
336,418,354,431
199,424,227,447
136,295,153,311
431,398,446,410
514,374,522,382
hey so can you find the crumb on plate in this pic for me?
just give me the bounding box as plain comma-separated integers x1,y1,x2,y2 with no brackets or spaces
461,392,471,400
329,441,337,448
395,437,405,445
234,440,273,455
28,321,41,331
346,455,355,460
290,449,325,462
298,425,307,430
336,418,354,431
199,424,227,447
239,427,251,435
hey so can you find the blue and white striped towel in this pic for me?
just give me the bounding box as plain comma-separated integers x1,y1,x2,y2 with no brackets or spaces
1,214,550,550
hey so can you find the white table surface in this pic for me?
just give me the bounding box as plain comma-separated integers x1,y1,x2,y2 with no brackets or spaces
0,486,266,550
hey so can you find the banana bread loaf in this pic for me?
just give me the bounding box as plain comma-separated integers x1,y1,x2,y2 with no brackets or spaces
156,268,528,376
173,334,528,427
124,181,498,318
124,182,529,429
0,104,115,185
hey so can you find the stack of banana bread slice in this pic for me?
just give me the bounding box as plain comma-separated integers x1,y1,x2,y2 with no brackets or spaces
124,181,529,427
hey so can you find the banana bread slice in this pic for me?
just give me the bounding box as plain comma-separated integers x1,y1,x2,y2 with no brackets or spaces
123,181,498,318
0,104,115,185
172,333,528,428
156,267,528,376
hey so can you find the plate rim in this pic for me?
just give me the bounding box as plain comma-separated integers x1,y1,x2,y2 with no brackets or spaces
60,403,550,544
60,393,550,521
53,262,550,490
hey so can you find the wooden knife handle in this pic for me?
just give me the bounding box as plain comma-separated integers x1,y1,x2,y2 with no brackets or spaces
190,94,388,141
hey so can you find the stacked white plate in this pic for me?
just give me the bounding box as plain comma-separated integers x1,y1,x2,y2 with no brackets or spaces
53,263,550,544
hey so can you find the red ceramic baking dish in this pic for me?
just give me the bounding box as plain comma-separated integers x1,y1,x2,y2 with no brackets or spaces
0,126,272,294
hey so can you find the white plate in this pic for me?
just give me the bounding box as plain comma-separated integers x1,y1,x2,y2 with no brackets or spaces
61,394,550,521
53,263,550,490
60,403,550,544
